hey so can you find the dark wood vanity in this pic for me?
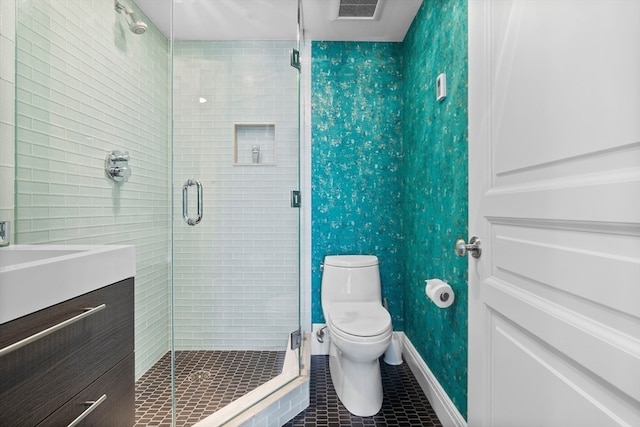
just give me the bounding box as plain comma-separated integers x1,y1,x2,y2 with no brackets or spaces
0,277,134,426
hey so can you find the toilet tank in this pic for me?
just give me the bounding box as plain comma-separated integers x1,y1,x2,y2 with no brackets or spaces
321,255,382,307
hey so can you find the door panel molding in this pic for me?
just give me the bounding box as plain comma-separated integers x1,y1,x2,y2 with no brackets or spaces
468,1,640,425
490,311,637,426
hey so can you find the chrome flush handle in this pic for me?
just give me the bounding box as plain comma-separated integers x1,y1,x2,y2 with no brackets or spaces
455,237,482,259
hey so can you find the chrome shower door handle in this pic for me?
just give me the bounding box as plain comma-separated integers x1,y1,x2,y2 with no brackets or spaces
182,179,203,226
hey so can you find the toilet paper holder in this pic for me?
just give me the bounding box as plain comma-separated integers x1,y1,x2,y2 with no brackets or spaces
437,291,451,303
425,279,455,308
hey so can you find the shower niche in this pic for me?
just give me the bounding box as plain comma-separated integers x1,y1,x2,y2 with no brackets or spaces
233,123,277,166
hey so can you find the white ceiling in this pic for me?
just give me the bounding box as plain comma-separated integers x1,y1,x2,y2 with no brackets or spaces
135,0,423,42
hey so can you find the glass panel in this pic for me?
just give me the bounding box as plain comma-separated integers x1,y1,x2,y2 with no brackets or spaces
12,0,301,425
14,0,173,380
169,1,301,424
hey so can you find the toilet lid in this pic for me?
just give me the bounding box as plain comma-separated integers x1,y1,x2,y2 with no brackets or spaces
328,303,391,337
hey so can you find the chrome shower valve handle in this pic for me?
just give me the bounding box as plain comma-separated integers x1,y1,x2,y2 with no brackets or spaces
105,151,132,182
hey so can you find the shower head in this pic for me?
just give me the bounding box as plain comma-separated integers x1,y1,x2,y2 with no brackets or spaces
115,1,148,34
128,12,148,34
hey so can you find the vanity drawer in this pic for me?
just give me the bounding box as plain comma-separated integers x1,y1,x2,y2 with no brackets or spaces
38,353,135,427
0,278,134,427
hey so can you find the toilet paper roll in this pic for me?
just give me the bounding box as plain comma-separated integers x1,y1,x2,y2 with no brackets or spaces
425,279,455,308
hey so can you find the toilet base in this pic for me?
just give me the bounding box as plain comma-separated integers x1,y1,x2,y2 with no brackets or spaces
328,342,384,417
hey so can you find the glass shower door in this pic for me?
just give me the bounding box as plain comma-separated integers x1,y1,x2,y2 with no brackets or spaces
11,0,301,424
169,2,301,424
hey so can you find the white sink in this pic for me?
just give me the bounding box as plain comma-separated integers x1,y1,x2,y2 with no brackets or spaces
0,245,136,324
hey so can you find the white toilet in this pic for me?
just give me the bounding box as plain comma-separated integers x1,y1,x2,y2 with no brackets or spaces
321,255,393,416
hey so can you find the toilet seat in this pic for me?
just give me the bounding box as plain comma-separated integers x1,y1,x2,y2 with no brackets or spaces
328,302,392,339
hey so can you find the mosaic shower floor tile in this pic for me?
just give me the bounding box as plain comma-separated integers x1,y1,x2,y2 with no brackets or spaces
135,350,284,426
136,352,441,426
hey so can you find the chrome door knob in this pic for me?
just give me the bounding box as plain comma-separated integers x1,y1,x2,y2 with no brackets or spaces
455,236,482,258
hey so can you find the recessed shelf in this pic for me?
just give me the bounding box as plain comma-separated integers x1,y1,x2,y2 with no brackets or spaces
233,123,276,166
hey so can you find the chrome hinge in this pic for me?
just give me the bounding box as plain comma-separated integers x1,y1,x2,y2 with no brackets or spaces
291,190,301,208
290,48,301,70
0,221,10,247
290,328,302,350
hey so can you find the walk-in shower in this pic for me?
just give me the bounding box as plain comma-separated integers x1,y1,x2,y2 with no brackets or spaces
11,0,302,425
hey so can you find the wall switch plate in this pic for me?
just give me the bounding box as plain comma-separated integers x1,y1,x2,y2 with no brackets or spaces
436,73,447,102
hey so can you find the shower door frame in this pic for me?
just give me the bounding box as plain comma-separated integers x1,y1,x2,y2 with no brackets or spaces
167,1,304,425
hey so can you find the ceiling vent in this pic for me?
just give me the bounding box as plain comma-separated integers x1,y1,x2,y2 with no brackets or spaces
332,0,383,20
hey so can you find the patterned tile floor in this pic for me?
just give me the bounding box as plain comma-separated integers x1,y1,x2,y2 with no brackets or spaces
283,355,443,427
135,350,284,426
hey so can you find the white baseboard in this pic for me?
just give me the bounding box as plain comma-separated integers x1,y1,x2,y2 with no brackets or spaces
401,333,467,427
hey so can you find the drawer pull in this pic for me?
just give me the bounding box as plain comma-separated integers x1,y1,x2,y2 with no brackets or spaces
0,304,106,357
67,394,107,427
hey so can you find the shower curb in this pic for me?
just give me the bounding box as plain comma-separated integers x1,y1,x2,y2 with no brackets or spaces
193,333,310,427
234,333,311,427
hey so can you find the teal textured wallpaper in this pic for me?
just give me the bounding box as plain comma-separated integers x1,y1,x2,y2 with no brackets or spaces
311,42,405,329
310,0,468,418
402,0,469,418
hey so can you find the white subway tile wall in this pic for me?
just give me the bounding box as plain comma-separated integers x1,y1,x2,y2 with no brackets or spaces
13,0,171,379
172,41,299,350
0,0,15,228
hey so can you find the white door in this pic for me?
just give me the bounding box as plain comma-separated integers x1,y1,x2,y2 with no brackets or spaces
467,1,640,426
